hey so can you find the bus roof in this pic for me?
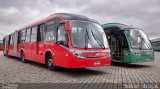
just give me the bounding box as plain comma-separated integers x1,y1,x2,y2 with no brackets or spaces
17,13,99,31
54,13,98,22
102,23,132,30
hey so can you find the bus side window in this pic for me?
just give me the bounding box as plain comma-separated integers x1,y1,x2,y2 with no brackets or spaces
20,30,26,43
10,35,13,44
38,24,45,42
12,35,15,44
43,18,60,42
31,26,37,42
25,28,31,43
7,36,10,45
44,25,56,42
3,38,5,46
18,32,21,43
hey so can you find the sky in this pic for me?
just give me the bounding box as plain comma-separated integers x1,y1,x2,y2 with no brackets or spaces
0,0,160,40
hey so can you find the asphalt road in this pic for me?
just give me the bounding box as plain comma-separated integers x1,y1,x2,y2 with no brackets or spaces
0,51,160,88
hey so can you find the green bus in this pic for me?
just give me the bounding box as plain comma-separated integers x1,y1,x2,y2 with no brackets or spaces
102,23,154,63
151,38,160,51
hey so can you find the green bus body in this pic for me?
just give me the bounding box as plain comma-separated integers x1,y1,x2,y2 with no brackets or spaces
102,23,154,63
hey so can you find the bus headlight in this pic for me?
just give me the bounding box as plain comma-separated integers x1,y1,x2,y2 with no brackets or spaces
133,52,141,56
74,52,84,58
68,49,85,58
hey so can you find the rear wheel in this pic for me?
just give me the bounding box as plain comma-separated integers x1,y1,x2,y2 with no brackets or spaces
21,52,27,63
3,51,6,56
46,54,57,71
6,51,10,58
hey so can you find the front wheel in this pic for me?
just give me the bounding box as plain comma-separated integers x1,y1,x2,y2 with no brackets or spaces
47,54,57,71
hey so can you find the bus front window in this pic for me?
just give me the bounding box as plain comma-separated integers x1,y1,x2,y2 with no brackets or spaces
70,20,109,49
126,29,152,50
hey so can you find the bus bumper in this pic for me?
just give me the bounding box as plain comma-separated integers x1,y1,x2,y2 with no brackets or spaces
57,57,112,68
130,55,154,63
123,50,155,63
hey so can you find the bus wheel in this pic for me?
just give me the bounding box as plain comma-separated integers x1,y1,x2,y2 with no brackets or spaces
47,54,57,71
6,51,10,58
21,52,27,63
3,51,6,56
4,54,6,56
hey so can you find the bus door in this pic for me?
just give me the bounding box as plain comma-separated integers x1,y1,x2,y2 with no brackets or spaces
3,37,6,54
5,36,9,55
36,24,47,63
109,31,124,61
13,31,18,56
116,33,124,60
9,34,14,56
111,31,129,61
24,28,31,60
55,24,68,64
30,26,38,61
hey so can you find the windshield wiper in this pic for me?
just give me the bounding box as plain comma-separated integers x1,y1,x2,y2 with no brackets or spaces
91,29,105,49
139,36,152,50
85,28,89,50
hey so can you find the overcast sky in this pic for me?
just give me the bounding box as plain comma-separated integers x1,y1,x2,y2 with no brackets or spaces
0,0,160,40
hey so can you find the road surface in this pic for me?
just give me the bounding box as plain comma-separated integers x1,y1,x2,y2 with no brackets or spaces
0,51,160,89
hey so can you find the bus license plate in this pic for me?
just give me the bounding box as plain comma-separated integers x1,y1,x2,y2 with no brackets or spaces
94,61,100,65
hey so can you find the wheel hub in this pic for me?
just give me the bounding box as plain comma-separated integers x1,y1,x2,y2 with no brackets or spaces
48,58,53,67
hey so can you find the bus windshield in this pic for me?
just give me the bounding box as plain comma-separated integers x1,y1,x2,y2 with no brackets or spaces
70,20,109,48
126,29,152,50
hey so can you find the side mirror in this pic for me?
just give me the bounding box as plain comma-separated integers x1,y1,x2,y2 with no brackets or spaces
58,41,68,47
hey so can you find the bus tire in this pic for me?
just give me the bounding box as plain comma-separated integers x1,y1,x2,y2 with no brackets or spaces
46,54,57,71
3,51,6,56
6,51,10,58
21,52,27,63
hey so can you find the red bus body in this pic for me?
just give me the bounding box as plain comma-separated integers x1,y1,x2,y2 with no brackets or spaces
3,13,111,68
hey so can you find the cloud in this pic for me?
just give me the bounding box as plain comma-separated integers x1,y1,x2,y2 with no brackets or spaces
0,0,159,40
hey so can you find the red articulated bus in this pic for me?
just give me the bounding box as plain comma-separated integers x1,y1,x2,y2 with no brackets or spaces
3,13,111,70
